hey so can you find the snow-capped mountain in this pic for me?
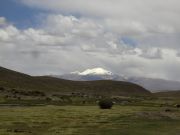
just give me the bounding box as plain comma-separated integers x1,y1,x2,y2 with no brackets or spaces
53,68,127,82
57,68,126,81
52,67,180,92
71,68,113,76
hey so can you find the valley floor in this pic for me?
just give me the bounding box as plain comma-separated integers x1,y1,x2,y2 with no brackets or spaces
0,105,180,135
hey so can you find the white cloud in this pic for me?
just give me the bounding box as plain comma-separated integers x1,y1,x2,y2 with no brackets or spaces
20,0,180,35
0,17,7,26
140,48,162,59
0,25,19,41
0,7,180,81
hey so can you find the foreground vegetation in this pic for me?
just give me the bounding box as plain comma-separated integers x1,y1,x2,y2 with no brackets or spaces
0,102,179,135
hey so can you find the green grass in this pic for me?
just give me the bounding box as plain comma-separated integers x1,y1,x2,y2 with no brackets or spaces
0,105,179,135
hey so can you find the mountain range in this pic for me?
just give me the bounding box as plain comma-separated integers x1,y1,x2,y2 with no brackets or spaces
0,66,150,96
1,66,180,97
53,68,180,92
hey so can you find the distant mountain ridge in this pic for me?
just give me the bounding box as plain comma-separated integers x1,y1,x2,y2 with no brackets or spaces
54,68,180,92
0,66,150,96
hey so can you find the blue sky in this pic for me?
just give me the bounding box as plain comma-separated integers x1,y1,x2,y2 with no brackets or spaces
0,0,43,28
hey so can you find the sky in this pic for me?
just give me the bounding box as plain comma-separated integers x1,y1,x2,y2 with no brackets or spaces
0,0,180,81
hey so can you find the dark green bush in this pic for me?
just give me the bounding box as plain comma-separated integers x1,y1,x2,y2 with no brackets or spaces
98,99,113,109
0,87,5,91
175,104,180,108
46,97,52,101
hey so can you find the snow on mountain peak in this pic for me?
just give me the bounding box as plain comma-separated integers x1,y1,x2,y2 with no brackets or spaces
71,68,113,75
70,71,81,74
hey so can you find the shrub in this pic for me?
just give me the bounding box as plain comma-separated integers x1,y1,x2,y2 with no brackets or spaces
164,108,171,112
98,99,113,109
46,97,52,101
0,87,5,91
175,104,180,108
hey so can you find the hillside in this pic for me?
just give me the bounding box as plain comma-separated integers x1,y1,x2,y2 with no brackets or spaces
0,66,150,96
153,91,180,97
57,68,180,92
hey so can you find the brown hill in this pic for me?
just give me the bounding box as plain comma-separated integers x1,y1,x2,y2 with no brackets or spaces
153,91,180,97
0,66,151,96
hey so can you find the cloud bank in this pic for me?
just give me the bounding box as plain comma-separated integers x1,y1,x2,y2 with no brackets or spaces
0,0,180,81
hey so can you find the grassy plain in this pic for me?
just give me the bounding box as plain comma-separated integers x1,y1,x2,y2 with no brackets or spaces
0,104,179,135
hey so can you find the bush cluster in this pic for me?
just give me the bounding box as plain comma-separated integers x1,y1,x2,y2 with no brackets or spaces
98,99,113,109
0,87,5,91
11,89,45,97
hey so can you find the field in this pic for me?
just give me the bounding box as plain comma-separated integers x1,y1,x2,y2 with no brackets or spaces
0,66,180,135
0,104,180,135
